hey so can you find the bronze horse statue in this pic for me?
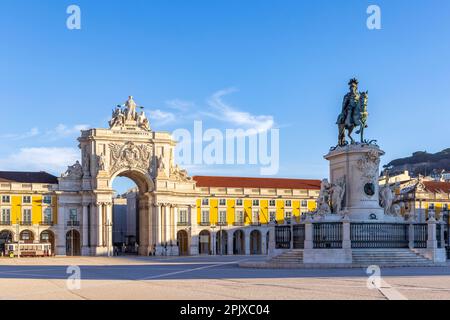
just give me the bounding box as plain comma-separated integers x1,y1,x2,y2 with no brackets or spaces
337,91,368,145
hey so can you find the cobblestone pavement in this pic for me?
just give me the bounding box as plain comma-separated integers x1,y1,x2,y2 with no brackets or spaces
0,256,449,300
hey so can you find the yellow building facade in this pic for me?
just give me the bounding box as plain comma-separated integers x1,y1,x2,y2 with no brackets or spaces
0,172,58,253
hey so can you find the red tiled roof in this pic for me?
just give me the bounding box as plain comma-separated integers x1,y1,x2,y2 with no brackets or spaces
423,181,450,193
193,176,321,190
0,171,58,184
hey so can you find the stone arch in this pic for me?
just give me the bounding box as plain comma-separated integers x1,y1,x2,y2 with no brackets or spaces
66,229,81,256
40,230,55,255
177,230,189,256
199,230,211,255
110,168,154,195
215,230,228,255
20,229,35,243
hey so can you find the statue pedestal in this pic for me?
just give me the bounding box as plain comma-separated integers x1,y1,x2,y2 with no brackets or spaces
324,143,386,221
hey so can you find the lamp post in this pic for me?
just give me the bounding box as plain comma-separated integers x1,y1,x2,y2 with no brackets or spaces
210,224,216,255
16,218,20,258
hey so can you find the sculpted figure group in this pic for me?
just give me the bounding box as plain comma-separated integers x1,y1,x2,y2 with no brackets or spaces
316,178,346,217
109,96,150,131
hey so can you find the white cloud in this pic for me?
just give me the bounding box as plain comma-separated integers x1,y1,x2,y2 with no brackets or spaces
46,124,90,138
165,99,194,111
0,127,40,140
207,88,275,133
148,109,176,125
0,147,79,175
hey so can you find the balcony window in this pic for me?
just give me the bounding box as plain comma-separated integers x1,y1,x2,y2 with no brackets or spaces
284,211,292,223
252,199,259,206
201,210,210,224
1,208,10,224
219,199,226,206
285,200,292,207
236,199,243,206
43,195,52,204
429,203,435,210
252,210,260,225
269,211,276,222
201,199,209,206
23,195,32,204
235,210,244,224
43,207,52,223
23,209,32,223
218,210,227,224
269,200,276,207
301,200,308,207
178,209,188,225
69,209,78,222
1,195,10,204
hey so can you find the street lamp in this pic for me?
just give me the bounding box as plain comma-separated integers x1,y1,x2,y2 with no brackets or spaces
16,218,20,258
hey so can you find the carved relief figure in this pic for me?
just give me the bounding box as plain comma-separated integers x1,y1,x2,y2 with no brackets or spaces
330,179,346,214
379,183,395,215
97,154,106,171
316,179,332,215
109,142,152,174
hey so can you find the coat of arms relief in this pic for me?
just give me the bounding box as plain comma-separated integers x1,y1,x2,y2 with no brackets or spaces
108,141,153,175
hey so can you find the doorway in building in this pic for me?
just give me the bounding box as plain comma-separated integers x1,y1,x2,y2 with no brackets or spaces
177,230,189,256
0,230,13,255
216,230,228,255
250,230,262,254
66,229,81,256
233,229,245,255
199,230,211,255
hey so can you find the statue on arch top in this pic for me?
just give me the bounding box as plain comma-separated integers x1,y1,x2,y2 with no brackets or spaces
336,78,369,146
108,96,151,131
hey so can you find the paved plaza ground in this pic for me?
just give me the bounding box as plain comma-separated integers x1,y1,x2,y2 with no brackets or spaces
0,255,449,300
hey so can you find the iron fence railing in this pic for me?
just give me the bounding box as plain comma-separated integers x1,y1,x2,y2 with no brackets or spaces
275,225,291,249
350,223,409,248
413,224,427,248
293,224,305,249
313,222,342,249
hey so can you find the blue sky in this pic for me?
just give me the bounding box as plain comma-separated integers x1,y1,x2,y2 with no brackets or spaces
1,0,450,193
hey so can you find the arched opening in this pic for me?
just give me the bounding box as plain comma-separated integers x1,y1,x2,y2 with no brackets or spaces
20,230,34,243
66,229,81,256
199,230,211,255
0,230,13,255
40,230,55,255
177,230,189,256
111,170,154,255
215,230,228,255
250,230,262,255
233,230,245,255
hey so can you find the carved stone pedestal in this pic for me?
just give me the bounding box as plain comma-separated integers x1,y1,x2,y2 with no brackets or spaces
324,144,387,221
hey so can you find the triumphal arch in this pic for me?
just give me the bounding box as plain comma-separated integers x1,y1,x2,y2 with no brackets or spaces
56,96,198,256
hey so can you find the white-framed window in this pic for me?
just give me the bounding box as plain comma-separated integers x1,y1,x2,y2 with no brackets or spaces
235,210,244,223
269,211,276,222
1,195,10,204
285,200,292,207
252,199,259,206
236,199,243,206
218,210,227,223
269,200,276,207
301,200,308,207
69,208,78,221
252,209,259,224
219,199,226,206
1,208,10,222
43,207,52,222
22,195,32,204
43,195,52,204
202,198,209,206
23,208,32,222
429,203,435,210
285,211,292,221
178,209,188,223
201,210,210,223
